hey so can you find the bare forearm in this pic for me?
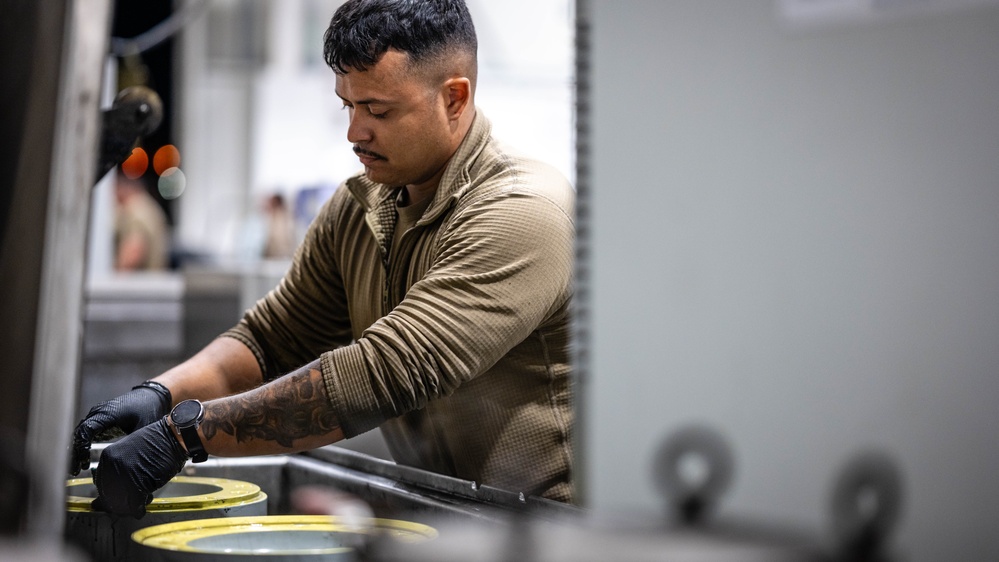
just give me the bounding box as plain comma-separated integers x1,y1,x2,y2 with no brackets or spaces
197,359,345,456
155,337,263,406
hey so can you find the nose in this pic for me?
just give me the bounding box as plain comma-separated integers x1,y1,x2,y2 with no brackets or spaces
345,110,372,144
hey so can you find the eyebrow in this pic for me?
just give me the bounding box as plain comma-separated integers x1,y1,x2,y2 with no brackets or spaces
334,89,393,106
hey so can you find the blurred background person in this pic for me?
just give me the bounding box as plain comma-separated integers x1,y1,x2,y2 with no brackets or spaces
262,193,295,260
114,171,169,271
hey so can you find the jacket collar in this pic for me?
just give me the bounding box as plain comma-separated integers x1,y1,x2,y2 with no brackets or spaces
346,110,492,223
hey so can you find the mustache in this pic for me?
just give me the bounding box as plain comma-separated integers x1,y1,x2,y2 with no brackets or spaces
353,145,386,160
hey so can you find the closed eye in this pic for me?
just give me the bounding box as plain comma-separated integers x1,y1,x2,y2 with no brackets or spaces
341,103,386,119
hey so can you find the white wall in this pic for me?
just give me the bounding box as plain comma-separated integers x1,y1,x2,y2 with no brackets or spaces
175,0,256,259
583,1,999,560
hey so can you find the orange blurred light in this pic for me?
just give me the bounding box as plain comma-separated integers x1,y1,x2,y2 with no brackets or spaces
153,144,181,176
121,147,148,179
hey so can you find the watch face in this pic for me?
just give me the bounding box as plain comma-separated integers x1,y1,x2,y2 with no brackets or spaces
172,399,202,426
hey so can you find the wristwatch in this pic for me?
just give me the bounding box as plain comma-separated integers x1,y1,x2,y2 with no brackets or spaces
169,399,208,463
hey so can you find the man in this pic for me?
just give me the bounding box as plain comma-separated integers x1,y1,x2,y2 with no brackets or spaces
70,0,574,516
114,172,169,271
262,193,296,259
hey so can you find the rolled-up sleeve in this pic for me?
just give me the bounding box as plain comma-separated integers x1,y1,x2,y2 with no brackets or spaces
321,186,574,437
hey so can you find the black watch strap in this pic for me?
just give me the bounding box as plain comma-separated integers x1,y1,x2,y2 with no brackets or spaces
178,424,208,463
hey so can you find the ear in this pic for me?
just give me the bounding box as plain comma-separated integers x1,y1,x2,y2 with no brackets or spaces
442,77,471,120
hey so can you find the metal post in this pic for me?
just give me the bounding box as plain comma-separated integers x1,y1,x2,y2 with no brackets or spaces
23,0,112,540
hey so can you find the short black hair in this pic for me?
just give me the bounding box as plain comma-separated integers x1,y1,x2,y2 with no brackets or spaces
323,0,477,75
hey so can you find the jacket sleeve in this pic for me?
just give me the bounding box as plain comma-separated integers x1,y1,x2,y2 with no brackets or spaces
221,186,355,380
321,184,574,438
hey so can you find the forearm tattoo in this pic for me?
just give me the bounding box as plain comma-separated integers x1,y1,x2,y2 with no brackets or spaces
201,365,339,448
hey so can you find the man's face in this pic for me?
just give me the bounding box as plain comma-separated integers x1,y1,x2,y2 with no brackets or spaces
335,50,454,191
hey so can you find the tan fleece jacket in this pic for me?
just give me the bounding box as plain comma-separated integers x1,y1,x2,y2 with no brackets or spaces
224,113,575,502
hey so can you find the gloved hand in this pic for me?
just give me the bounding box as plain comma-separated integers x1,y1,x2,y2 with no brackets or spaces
91,417,189,518
69,381,171,475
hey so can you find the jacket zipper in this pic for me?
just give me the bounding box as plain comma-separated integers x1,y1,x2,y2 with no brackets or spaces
381,256,390,315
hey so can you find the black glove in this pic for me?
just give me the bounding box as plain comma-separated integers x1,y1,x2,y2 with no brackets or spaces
91,417,189,518
69,381,171,475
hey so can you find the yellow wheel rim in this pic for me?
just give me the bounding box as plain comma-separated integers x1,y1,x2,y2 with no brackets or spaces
131,515,438,554
66,476,266,513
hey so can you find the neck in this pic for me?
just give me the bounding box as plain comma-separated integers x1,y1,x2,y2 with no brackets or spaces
404,108,476,207
404,167,446,207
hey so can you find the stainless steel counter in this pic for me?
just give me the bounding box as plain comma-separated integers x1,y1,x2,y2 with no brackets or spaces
77,444,837,562
85,442,580,526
